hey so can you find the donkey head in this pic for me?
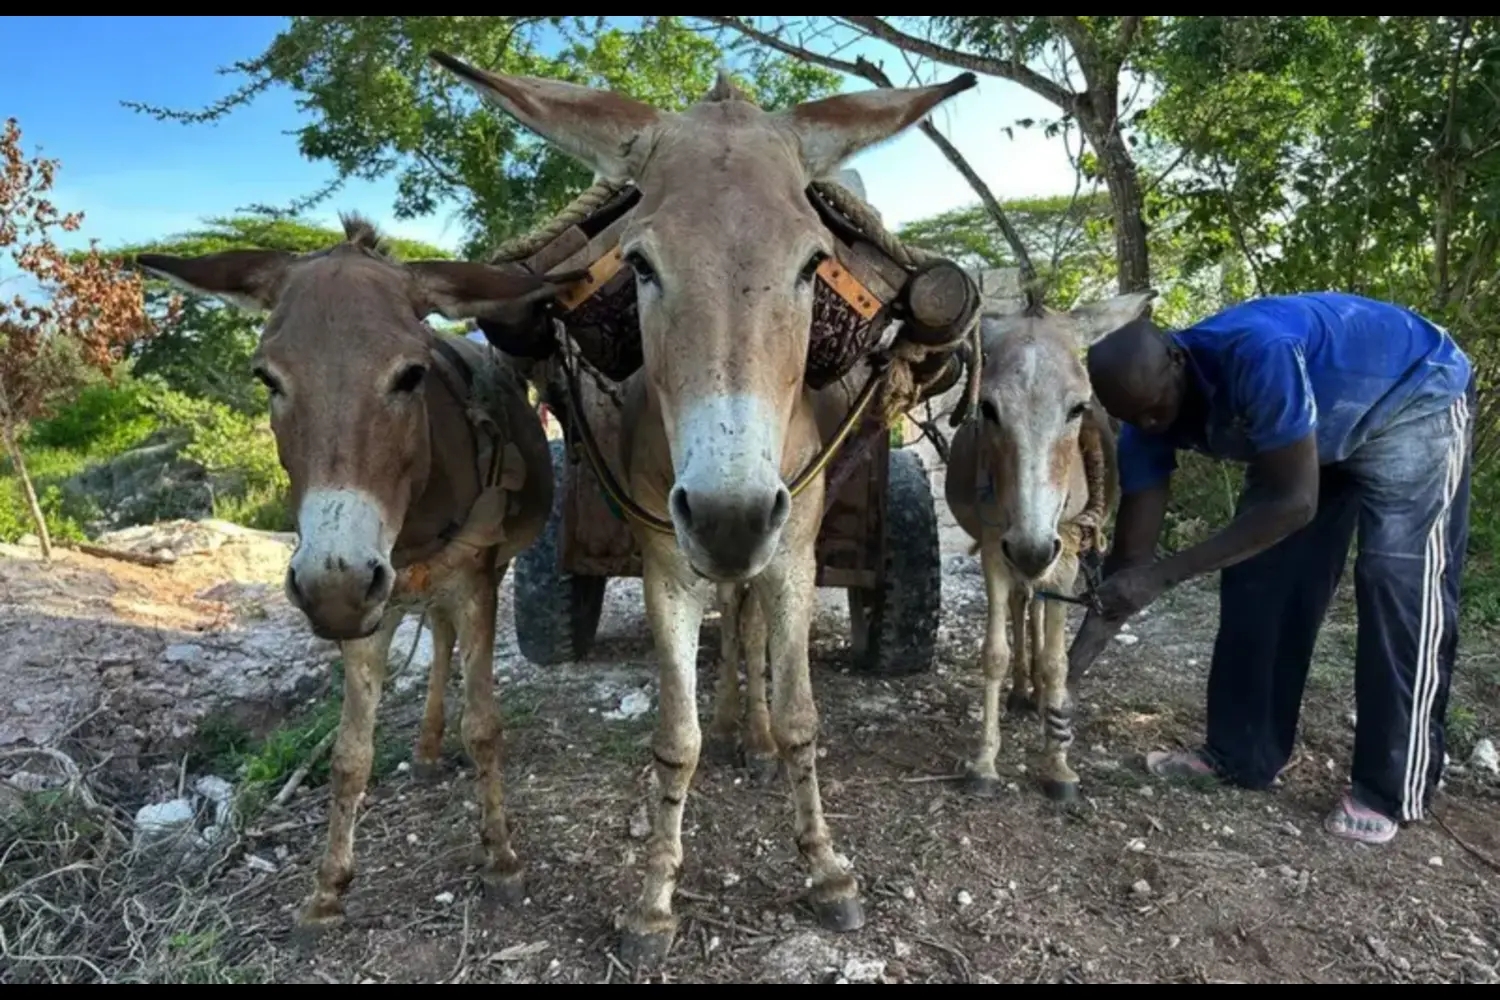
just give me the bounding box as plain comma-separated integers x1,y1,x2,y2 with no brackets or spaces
136,217,577,640
431,52,975,580
975,291,1155,579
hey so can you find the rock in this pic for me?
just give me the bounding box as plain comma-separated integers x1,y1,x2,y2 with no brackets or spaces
1113,633,1140,646
133,798,196,853
163,643,204,664
760,931,843,984
841,956,887,983
1130,879,1153,898
435,891,456,905
1468,737,1499,775
604,689,651,721
955,889,974,908
628,803,651,840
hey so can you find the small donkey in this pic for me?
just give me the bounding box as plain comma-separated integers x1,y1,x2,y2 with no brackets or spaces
944,291,1153,802
137,216,582,936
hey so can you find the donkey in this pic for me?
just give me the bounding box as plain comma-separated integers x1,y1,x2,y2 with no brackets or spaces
944,292,1153,803
430,51,975,965
135,217,580,936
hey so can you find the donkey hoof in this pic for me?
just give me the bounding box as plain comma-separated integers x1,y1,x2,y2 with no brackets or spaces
1006,691,1037,716
1042,778,1080,804
814,894,866,933
746,752,781,786
291,908,344,952
962,770,1004,799
482,871,526,909
706,735,740,767
619,922,677,969
410,760,446,784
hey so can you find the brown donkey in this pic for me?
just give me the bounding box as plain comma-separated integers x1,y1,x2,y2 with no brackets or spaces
136,217,581,936
945,292,1152,803
431,52,974,965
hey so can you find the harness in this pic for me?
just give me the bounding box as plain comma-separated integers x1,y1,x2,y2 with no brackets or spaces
390,335,529,586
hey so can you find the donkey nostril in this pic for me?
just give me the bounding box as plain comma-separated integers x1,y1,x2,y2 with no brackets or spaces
365,561,388,604
1051,537,1062,561
767,486,791,531
286,566,305,605
1001,539,1014,565
669,486,693,529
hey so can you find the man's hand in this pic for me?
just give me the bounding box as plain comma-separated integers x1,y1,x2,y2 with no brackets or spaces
1067,610,1120,684
1092,561,1172,622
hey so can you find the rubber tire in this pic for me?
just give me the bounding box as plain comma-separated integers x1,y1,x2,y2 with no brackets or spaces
845,445,942,676
512,439,608,666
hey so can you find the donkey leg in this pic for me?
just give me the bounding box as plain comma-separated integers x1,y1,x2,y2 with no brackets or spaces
455,557,524,907
412,610,457,783
619,554,710,969
966,541,1014,797
1005,587,1035,716
757,554,863,933
1037,556,1082,803
708,582,744,767
296,609,401,938
742,588,780,786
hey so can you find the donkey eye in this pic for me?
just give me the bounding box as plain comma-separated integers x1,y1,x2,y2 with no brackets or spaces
1067,402,1089,422
391,364,427,394
623,250,657,285
253,367,282,397
798,250,828,285
980,400,1000,424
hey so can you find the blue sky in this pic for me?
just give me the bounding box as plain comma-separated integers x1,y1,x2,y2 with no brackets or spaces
1,16,1084,261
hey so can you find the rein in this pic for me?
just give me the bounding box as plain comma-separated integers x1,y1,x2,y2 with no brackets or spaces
553,317,885,536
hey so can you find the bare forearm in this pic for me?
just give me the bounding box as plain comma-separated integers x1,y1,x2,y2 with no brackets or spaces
1157,493,1313,587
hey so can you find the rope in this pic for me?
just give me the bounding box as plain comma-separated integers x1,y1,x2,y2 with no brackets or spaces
488,178,630,264
807,177,940,270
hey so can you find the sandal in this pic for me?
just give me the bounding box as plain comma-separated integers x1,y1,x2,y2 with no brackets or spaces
1144,747,1218,781
1323,793,1398,845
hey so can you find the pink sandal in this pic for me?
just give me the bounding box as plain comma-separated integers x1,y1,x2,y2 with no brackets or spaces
1323,793,1398,845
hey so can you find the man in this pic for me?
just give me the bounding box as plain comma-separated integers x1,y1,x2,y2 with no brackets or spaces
1073,290,1474,845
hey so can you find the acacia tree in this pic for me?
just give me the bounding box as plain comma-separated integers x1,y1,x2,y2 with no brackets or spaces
0,117,153,558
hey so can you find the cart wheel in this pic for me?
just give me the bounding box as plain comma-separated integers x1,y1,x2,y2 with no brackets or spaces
846,445,942,676
513,439,608,665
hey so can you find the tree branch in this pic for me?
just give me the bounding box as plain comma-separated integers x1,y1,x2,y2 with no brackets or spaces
1116,16,1143,60
700,17,1040,299
837,15,1076,109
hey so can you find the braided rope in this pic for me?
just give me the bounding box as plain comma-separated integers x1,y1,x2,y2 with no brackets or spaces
488,178,629,264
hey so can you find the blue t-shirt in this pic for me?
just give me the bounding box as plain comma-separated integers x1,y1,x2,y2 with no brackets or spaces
1117,292,1472,495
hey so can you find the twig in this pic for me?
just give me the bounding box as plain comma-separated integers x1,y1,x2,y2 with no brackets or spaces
270,727,337,809
1433,810,1500,875
911,931,975,983
446,898,472,983
65,542,174,567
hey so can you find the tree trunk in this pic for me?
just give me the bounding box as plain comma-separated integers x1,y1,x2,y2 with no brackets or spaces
1080,106,1152,294
0,414,52,560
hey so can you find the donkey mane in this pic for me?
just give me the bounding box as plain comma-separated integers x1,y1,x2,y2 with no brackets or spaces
703,66,754,104
338,211,392,257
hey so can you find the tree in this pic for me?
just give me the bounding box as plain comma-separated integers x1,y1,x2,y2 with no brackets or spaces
0,117,153,558
124,17,842,259
704,17,1159,296
112,215,450,414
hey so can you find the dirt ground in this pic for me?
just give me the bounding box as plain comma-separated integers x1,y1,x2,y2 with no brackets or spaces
3,445,1499,983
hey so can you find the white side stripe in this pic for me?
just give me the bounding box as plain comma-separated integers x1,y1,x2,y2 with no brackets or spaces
1402,392,1469,821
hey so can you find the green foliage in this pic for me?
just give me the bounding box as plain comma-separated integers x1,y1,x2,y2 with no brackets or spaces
124,17,841,259
0,371,291,543
103,215,450,415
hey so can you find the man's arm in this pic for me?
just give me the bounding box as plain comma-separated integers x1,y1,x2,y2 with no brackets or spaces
1154,337,1323,588
1101,486,1169,579
1154,433,1318,587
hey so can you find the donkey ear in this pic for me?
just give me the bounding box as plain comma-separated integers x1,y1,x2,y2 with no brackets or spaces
407,260,589,323
1069,289,1158,349
779,73,977,179
429,50,668,184
133,249,295,312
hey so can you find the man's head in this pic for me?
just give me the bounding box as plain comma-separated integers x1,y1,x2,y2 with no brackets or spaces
1085,316,1188,434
